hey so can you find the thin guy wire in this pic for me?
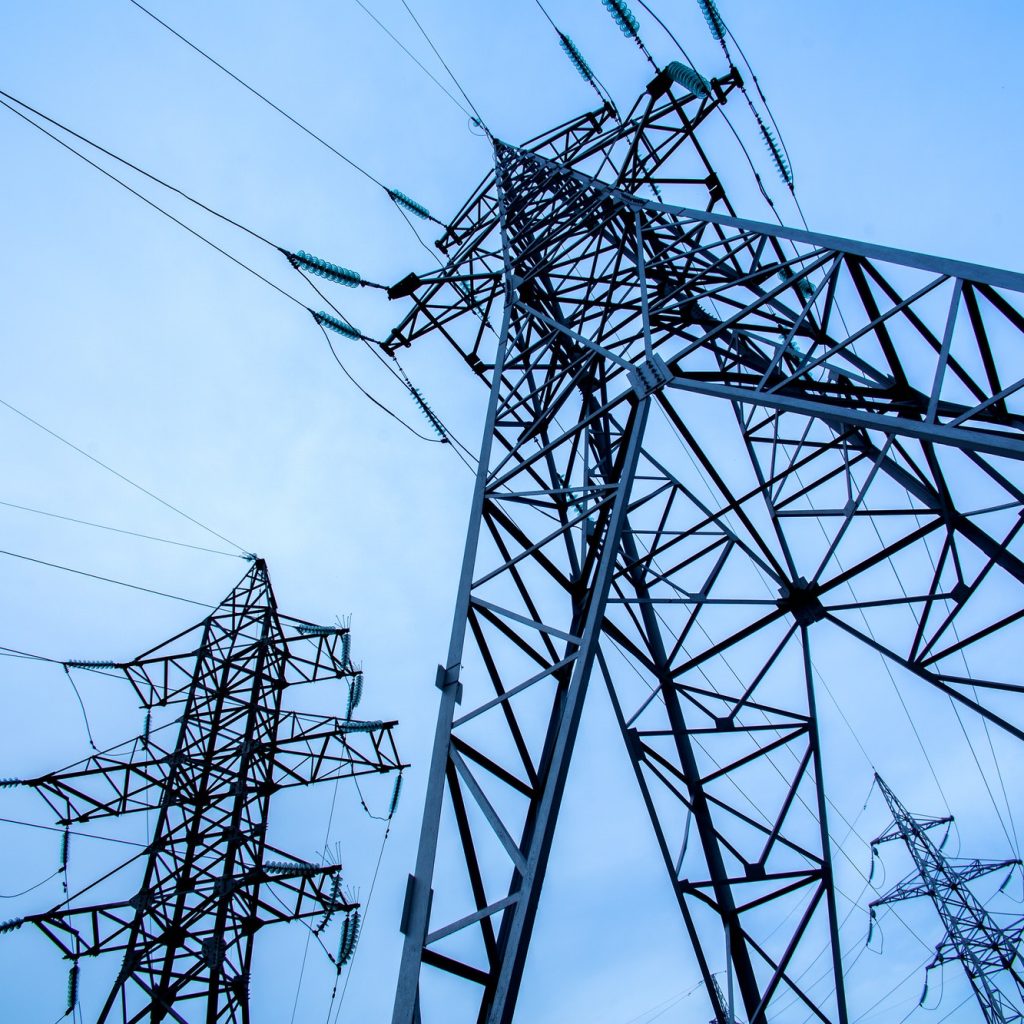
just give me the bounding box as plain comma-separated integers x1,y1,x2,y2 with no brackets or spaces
907,504,1022,861
629,412,936,958
288,768,346,1024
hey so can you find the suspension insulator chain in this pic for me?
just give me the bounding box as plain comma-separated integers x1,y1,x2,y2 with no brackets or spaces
285,250,362,288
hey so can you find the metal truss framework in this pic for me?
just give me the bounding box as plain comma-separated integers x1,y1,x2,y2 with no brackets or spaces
387,72,1024,1024
7,559,403,1024
871,775,1024,1024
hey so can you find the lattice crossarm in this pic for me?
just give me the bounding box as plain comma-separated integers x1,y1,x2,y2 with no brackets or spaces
268,714,404,787
258,858,355,927
25,742,170,823
271,621,358,685
870,872,936,909
26,898,141,960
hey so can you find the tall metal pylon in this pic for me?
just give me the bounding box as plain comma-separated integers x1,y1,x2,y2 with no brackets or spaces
2,558,404,1023
871,775,1024,1024
385,73,1024,1024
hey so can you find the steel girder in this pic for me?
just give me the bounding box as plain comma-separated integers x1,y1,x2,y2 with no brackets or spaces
13,560,404,1024
390,82,1024,1024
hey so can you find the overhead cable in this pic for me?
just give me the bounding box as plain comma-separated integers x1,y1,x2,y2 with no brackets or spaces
0,89,384,305
0,499,241,560
530,0,617,112
350,0,474,122
0,548,215,608
397,0,491,134
1,93,457,453
0,394,249,554
125,0,440,226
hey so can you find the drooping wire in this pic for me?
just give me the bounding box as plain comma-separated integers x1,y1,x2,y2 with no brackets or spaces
0,395,248,554
1,94,463,462
62,666,99,752
316,324,443,444
0,869,61,900
125,0,441,228
281,265,473,464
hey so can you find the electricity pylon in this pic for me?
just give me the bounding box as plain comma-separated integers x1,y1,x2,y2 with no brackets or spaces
2,558,403,1023
871,775,1024,1023
386,71,1024,1024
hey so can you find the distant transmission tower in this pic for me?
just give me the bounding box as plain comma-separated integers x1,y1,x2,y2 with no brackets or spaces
1,558,403,1023
385,56,1024,1024
871,774,1024,1024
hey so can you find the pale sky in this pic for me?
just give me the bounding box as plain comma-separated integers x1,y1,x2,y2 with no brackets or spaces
0,2,1022,1022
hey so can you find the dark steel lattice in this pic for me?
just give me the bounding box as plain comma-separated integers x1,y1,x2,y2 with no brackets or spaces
387,72,1024,1024
4,558,403,1023
871,775,1024,1024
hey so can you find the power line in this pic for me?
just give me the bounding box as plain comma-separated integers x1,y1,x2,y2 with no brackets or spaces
0,94,312,314
0,816,147,849
397,0,490,133
0,394,248,553
0,86,392,313
0,548,215,608
0,499,241,560
125,0,386,189
530,0,618,112
124,0,445,227
349,0,474,120
0,87,275,246
0,93,459,462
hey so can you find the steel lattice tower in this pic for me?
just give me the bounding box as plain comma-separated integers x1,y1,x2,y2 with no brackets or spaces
871,775,1024,1024
3,558,403,1023
384,73,1024,1024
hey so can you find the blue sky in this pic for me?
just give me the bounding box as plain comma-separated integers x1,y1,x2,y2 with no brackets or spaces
1,1,1023,1021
